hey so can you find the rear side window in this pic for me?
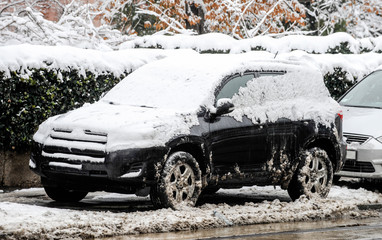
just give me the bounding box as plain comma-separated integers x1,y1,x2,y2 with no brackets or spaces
216,74,255,100
233,72,293,107
216,72,286,103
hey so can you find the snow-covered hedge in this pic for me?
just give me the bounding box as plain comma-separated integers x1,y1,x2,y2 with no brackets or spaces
1,68,122,151
297,51,382,99
0,45,177,151
120,32,382,54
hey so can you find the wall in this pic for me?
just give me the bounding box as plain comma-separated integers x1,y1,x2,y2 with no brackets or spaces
0,151,40,188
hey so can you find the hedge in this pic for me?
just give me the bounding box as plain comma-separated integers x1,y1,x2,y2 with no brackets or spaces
323,68,356,100
0,68,126,151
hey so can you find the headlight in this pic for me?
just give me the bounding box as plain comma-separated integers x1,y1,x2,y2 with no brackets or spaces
32,115,60,143
376,136,382,144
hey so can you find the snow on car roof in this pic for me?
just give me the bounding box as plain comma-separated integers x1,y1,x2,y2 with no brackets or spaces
102,52,324,111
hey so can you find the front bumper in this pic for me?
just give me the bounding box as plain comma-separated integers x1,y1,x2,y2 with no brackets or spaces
337,139,382,179
30,142,167,193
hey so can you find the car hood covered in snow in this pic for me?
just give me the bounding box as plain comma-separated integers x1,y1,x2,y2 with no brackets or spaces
342,106,382,138
33,101,198,152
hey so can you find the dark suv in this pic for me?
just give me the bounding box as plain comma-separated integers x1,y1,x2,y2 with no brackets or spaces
30,54,346,209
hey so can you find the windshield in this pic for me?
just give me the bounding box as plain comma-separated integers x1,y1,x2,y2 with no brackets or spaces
101,59,222,110
340,70,382,109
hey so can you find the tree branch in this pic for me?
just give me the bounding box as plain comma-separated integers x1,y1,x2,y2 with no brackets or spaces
0,0,25,16
249,0,284,37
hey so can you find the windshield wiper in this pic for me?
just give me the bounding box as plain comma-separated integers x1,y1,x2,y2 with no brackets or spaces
128,104,156,109
140,105,155,109
342,104,382,109
101,100,155,108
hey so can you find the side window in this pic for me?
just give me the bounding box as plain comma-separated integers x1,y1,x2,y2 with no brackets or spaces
216,74,255,101
230,71,287,107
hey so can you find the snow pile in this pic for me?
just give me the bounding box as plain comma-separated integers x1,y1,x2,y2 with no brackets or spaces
274,51,382,83
0,186,380,239
121,33,237,53
0,44,190,78
120,32,381,54
302,52,382,81
371,36,382,52
233,32,359,54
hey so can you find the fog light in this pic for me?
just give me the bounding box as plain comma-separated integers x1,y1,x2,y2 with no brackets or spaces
29,159,36,169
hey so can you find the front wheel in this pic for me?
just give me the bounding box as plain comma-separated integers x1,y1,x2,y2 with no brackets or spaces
150,151,202,209
288,147,333,201
44,186,88,202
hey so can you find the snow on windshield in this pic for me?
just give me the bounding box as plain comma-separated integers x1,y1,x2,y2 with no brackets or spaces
102,52,272,110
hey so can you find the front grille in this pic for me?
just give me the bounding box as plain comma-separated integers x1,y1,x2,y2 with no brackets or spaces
343,133,370,145
342,160,375,173
42,128,107,163
51,128,107,144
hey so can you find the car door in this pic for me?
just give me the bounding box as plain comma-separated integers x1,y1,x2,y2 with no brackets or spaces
207,72,268,179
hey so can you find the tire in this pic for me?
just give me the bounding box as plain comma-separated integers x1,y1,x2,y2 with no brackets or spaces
44,186,88,202
150,151,202,209
288,147,333,201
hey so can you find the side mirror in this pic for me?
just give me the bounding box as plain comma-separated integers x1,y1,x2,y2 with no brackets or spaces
215,98,234,116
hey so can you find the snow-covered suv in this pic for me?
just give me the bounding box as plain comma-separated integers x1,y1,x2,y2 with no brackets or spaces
30,53,346,209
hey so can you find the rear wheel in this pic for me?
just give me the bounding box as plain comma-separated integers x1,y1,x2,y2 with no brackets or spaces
44,186,88,202
288,147,333,201
150,151,202,209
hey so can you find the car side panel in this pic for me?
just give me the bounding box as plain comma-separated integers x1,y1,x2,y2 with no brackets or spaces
208,115,269,182
265,120,301,185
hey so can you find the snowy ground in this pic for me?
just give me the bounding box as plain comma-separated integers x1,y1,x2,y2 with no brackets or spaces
0,182,381,240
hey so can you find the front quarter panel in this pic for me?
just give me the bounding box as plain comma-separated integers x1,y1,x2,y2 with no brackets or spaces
106,147,168,182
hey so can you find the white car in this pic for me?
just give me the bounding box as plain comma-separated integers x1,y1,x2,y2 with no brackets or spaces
337,70,382,179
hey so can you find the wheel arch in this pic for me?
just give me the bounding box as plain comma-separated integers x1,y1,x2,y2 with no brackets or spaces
166,136,210,185
169,143,208,173
306,137,339,171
